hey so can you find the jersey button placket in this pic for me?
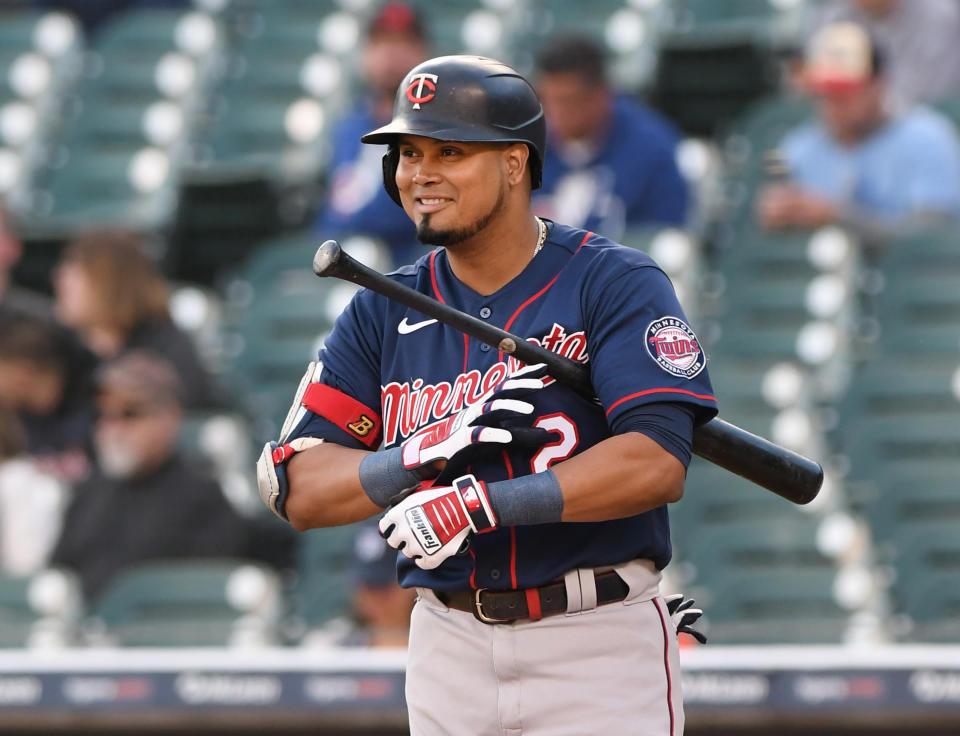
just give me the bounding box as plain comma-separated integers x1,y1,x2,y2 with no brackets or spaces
478,307,493,351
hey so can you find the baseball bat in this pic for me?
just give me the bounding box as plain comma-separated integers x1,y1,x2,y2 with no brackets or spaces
312,240,823,505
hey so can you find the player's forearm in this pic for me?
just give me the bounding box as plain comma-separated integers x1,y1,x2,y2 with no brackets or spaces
551,432,686,522
285,443,381,530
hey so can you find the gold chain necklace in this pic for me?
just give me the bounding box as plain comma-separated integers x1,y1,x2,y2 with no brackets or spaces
533,217,547,256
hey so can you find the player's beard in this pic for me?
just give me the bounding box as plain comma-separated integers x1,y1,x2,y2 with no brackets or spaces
415,183,505,248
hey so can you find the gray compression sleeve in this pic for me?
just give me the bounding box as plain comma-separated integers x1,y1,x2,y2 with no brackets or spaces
358,447,430,507
485,469,564,526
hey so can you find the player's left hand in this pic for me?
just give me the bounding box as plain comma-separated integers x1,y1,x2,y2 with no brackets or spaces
664,593,707,644
400,362,551,477
379,474,496,570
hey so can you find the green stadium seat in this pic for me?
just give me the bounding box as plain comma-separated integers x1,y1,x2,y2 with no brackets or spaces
293,523,363,630
0,570,83,648
682,517,833,581
409,0,511,59
522,0,663,89
218,231,384,433
676,456,801,534
0,575,43,648
20,7,220,232
696,568,849,644
895,570,960,643
95,8,222,60
842,415,960,490
888,521,960,642
863,472,960,560
91,559,282,647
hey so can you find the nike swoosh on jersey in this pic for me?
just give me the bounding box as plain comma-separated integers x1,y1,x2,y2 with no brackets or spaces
398,317,439,334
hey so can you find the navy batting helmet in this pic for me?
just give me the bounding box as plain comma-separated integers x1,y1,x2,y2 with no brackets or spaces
361,55,546,206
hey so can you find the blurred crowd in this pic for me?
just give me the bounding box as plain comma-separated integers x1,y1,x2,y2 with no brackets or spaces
1,0,960,649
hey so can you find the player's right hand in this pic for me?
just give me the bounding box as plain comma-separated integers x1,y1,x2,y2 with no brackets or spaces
379,474,497,570
400,363,549,475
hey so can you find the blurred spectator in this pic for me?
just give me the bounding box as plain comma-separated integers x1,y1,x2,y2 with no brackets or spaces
339,520,415,648
0,205,51,322
756,22,960,241
314,1,429,265
0,316,97,481
0,406,68,576
815,0,960,107
52,231,223,410
532,34,688,240
49,352,252,602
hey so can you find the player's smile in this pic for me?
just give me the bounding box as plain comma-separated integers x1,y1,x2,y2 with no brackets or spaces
414,196,452,214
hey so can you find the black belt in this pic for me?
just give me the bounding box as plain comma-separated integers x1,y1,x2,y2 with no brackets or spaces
435,571,629,625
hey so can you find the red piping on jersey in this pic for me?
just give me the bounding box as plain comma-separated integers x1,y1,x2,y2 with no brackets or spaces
502,449,519,589
499,230,594,362
653,597,676,736
606,387,717,417
468,547,478,590
429,250,469,374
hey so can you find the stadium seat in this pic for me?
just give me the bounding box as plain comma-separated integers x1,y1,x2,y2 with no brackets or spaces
677,456,803,532
525,0,664,90
90,559,282,647
218,230,389,434
888,521,960,643
0,10,83,213
172,2,354,285
681,517,835,581
410,0,514,60
0,570,82,648
293,524,363,633
695,568,850,644
836,355,960,488
863,470,960,559
23,8,223,231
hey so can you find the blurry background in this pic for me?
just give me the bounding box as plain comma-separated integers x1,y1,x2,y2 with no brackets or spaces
1,0,959,733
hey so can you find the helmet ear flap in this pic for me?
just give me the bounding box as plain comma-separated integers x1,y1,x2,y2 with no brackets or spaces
382,145,402,206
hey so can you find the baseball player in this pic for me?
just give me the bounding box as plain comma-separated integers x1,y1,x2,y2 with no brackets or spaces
258,55,715,735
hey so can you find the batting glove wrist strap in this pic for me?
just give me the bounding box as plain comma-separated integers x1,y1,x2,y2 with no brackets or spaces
453,474,497,532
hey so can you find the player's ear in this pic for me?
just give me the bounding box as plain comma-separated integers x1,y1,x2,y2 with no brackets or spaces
503,142,530,188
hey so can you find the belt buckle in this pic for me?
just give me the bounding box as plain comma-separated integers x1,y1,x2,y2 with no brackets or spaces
473,588,500,624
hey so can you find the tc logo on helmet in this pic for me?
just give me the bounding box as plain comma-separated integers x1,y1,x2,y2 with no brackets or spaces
406,73,438,109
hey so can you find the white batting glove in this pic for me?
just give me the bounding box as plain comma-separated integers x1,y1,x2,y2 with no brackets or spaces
378,474,496,570
400,362,548,474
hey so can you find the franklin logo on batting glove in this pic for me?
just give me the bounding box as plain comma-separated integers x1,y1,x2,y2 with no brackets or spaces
380,474,497,570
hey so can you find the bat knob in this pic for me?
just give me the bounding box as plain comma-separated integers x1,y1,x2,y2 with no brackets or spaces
312,240,342,277
498,337,517,354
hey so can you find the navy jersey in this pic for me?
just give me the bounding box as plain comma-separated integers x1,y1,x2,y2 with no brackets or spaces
287,221,717,592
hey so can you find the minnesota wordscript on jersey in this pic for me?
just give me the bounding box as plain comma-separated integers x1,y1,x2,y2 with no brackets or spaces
298,222,717,590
